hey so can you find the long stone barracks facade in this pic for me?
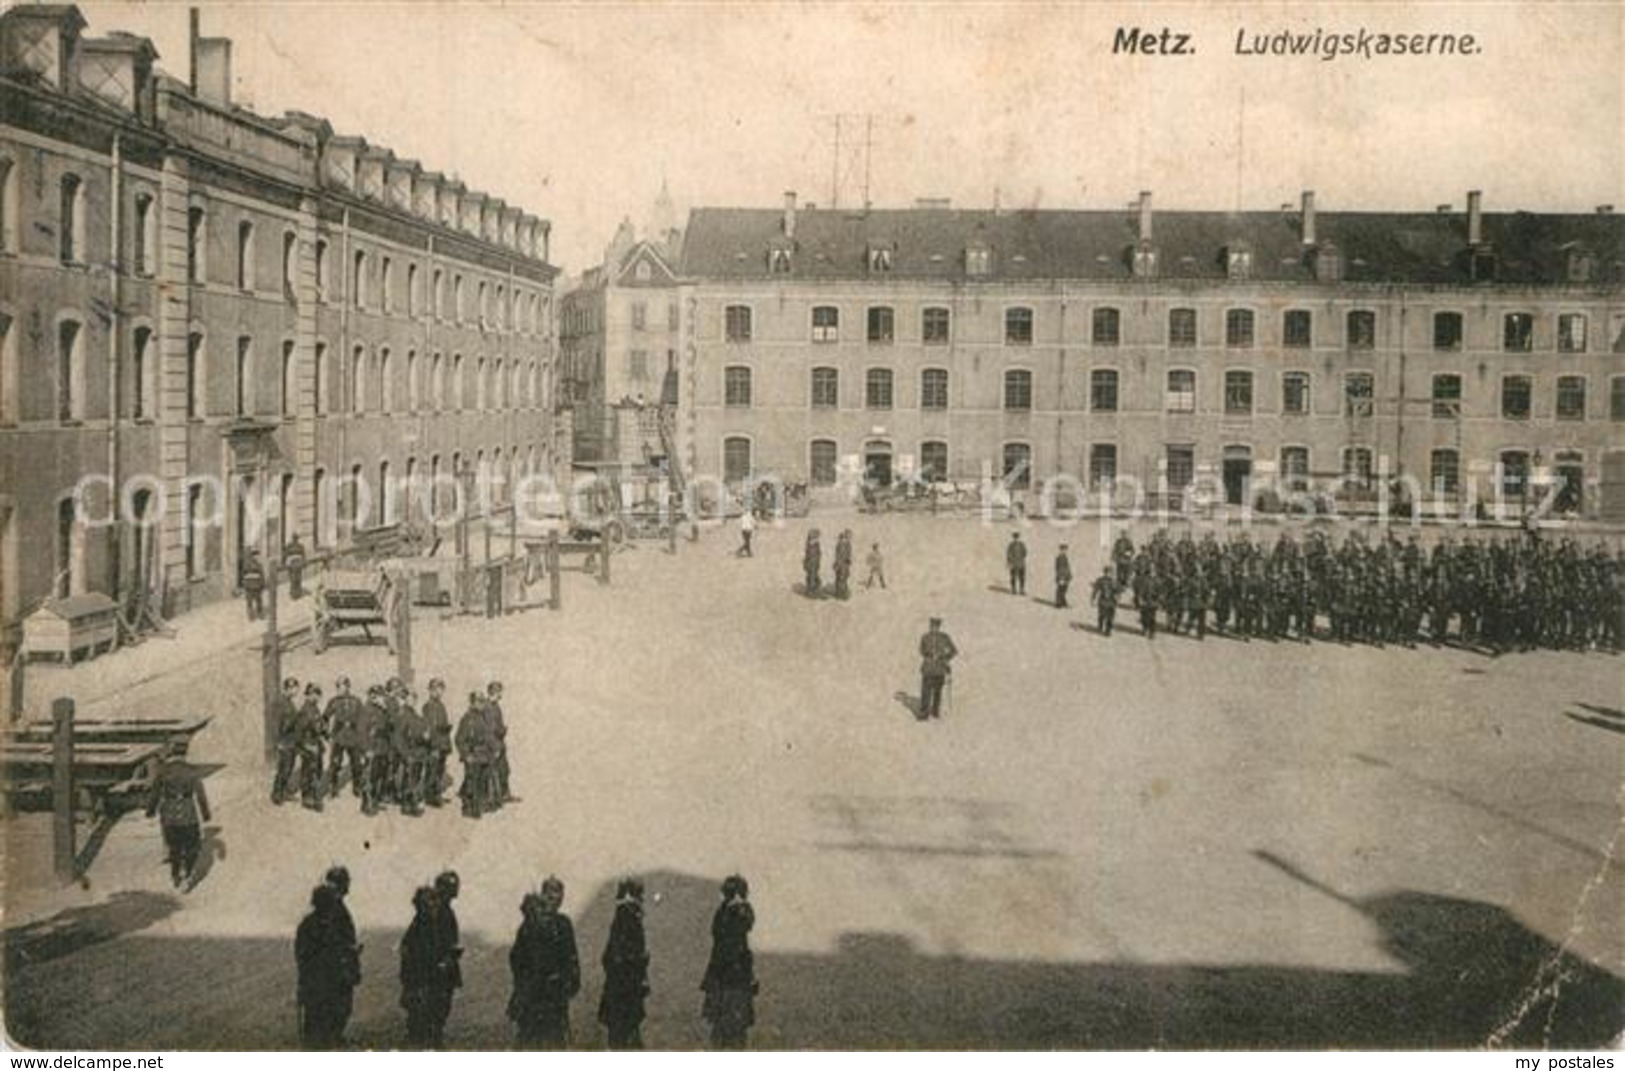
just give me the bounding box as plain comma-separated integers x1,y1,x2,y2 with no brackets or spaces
676,192,1624,518
0,6,561,647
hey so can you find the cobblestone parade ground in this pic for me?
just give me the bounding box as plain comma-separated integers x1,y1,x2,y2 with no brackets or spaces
4,510,1622,1050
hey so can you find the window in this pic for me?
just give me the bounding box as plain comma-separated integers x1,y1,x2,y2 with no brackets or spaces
475,357,487,410
867,306,895,344
59,174,84,263
1556,376,1586,421
868,246,892,272
920,441,948,482
237,221,254,290
1225,308,1254,348
1432,374,1462,419
478,281,488,326
429,354,444,410
1092,307,1120,346
1345,372,1374,417
1431,449,1460,495
1503,313,1534,352
1499,450,1530,498
1282,372,1310,415
281,340,296,417
379,348,394,414
1165,369,1196,413
57,319,82,422
923,307,950,345
1005,307,1033,345
1501,375,1532,420
1342,447,1374,490
314,239,328,300
866,368,894,409
1559,314,1587,354
811,367,838,409
1090,369,1119,412
235,336,252,416
1165,446,1194,491
810,440,838,486
314,343,329,415
0,312,11,425
1225,246,1252,279
1089,444,1117,490
186,333,204,419
132,327,153,420
0,158,16,253
407,264,419,317
1002,442,1032,489
769,248,791,274
1346,309,1376,349
629,350,649,380
354,251,368,309
183,482,205,578
668,302,679,331
432,269,443,319
187,206,206,283
966,245,991,276
453,355,465,409
811,305,839,343
1433,311,1463,351
1280,447,1310,492
723,437,752,483
725,305,752,343
352,345,367,414
724,365,752,407
635,261,652,282
454,276,465,323
632,301,647,331
1004,369,1032,412
133,193,156,275
1224,370,1253,415
920,368,949,411
1283,310,1312,348
1168,307,1196,347
1613,377,1625,422
281,232,297,300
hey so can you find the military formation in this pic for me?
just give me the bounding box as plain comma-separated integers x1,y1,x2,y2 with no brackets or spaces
293,869,754,1051
270,675,514,819
1091,528,1624,651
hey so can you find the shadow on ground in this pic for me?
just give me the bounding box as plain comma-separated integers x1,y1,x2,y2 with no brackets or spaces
4,865,1620,1051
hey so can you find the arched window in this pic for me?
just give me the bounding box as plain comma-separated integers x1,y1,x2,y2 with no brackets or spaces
0,157,18,253
431,353,444,410
312,468,329,547
59,174,84,263
1002,442,1032,489
407,264,419,317
235,336,253,416
132,326,153,420
378,347,394,414
281,340,297,417
1003,369,1032,412
187,332,205,418
282,231,297,300
57,318,84,422
809,439,838,486
453,354,465,409
133,192,157,275
237,220,255,290
187,206,207,283
723,437,752,483
314,239,329,299
406,350,419,412
0,310,14,424
724,366,752,407
352,344,367,413
353,250,368,309
476,357,487,410
314,342,329,415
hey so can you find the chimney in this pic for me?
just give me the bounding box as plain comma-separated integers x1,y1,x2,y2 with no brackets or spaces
782,190,797,239
195,34,232,105
1300,190,1316,246
1436,204,1452,214
1466,190,1483,245
1137,190,1152,242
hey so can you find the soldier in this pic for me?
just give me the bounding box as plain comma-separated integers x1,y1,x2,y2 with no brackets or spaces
422,678,453,807
284,534,308,601
508,877,581,1049
832,529,854,600
146,736,211,890
455,694,492,819
1091,567,1118,636
394,688,430,817
325,677,366,800
802,529,822,596
701,874,758,1050
355,687,386,815
486,681,513,807
598,878,651,1050
1053,544,1072,609
1133,564,1159,639
916,616,958,721
428,871,465,1045
296,884,356,1049
1006,532,1027,595
400,885,443,1048
736,508,755,558
1111,531,1137,593
864,543,887,590
367,686,398,812
322,866,363,1040
296,683,327,811
271,677,302,805
241,548,266,622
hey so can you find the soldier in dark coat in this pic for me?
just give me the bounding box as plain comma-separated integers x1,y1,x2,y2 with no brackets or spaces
1091,567,1118,636
422,678,452,807
485,681,512,806
271,677,302,805
146,738,211,890
455,694,492,819
508,877,581,1048
296,884,359,1049
283,534,308,601
701,874,757,1049
1134,567,1160,639
1053,544,1072,609
393,689,430,816
296,683,327,811
325,677,366,800
400,885,442,1047
367,686,398,813
832,530,854,600
598,878,650,1050
424,871,464,1045
241,548,266,621
917,616,958,721
322,865,362,1038
1006,532,1027,595
802,529,822,596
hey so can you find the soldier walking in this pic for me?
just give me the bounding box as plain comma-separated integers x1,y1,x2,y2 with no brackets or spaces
241,549,266,622
598,878,651,1050
455,694,492,818
400,885,443,1048
833,530,854,600
271,677,302,805
864,543,887,590
508,877,581,1049
916,616,958,721
146,737,211,890
422,678,452,807
802,530,822,596
1053,544,1072,609
325,677,366,800
296,683,327,811
427,871,464,1045
485,681,513,807
296,883,360,1049
1006,532,1027,595
701,874,758,1050
1091,567,1118,636
283,534,308,601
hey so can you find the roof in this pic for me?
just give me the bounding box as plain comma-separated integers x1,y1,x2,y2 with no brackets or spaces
28,593,118,619
680,206,1625,286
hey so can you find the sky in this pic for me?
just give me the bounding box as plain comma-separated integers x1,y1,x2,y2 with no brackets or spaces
73,1,1625,274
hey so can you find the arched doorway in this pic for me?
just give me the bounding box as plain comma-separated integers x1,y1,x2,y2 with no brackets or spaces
863,440,894,487
1222,445,1253,506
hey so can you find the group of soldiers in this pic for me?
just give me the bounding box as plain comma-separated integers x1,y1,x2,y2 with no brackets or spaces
270,675,514,819
1088,527,1625,651
294,869,757,1051
801,529,886,598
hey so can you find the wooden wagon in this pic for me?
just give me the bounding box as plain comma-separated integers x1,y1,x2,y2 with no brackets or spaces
312,570,396,654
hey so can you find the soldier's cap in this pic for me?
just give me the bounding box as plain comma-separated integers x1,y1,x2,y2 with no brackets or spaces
306,684,323,696
1060,544,1069,551
541,875,564,898
428,678,445,691
324,865,350,893
413,885,436,913
487,681,503,695
282,677,299,690
165,734,189,755
616,878,645,902
721,874,749,900
929,616,942,625
335,676,351,689
434,870,460,896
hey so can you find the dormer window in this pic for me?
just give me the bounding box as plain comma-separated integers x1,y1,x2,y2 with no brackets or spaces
1311,242,1343,283
1131,240,1158,279
768,247,792,274
635,260,652,282
1469,245,1497,283
966,243,991,277
1224,243,1252,280
868,245,894,272
1567,248,1596,284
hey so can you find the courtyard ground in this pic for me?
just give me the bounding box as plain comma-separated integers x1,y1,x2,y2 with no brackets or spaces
3,510,1622,1049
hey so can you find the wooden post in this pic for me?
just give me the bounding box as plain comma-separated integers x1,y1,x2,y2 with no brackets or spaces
261,558,281,766
666,488,678,555
52,696,75,883
7,648,24,723
599,524,611,584
395,574,414,687
548,531,561,611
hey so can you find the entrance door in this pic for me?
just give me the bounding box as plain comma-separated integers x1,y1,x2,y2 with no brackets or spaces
1222,447,1252,506
1554,454,1584,515
864,445,893,487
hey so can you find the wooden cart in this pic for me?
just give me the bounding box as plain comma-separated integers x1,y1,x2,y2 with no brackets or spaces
22,594,120,663
312,570,396,654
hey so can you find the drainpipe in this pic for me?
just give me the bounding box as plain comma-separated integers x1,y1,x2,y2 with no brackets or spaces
107,132,124,602
339,205,351,540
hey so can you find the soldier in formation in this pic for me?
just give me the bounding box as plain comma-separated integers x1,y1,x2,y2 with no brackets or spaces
508,876,581,1048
